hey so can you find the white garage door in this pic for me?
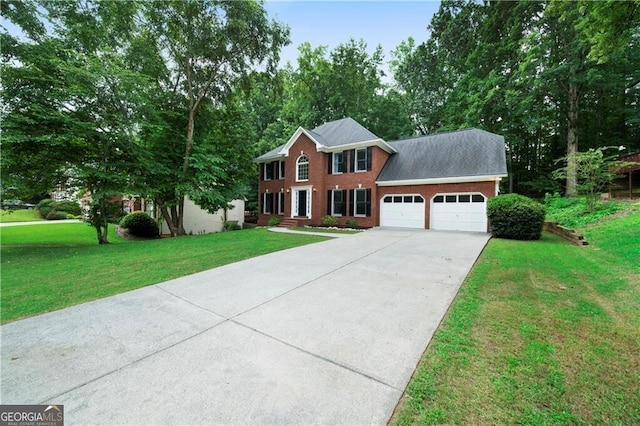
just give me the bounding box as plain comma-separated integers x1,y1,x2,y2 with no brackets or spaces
430,193,487,232
380,195,425,228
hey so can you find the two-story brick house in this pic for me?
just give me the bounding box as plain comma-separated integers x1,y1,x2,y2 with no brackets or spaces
255,117,508,232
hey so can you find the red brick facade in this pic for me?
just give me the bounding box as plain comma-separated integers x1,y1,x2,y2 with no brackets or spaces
257,133,500,229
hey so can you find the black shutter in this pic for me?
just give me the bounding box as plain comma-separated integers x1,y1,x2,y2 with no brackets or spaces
366,147,373,171
260,193,264,213
341,190,347,215
260,164,264,181
348,150,355,173
348,189,354,216
327,190,332,215
328,153,333,174
365,189,371,216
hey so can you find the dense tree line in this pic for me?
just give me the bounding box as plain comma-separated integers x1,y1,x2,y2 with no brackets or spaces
391,0,640,195
2,0,638,244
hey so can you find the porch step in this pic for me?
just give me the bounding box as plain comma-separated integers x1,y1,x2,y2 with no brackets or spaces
278,219,298,228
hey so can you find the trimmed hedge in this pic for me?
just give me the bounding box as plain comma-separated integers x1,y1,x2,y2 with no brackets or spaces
119,211,159,238
487,194,545,240
36,199,82,219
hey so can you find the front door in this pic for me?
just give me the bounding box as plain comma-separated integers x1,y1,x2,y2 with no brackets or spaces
297,189,307,217
292,187,311,218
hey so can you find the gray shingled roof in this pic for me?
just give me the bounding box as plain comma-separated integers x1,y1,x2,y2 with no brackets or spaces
310,117,379,147
255,117,380,161
377,129,508,182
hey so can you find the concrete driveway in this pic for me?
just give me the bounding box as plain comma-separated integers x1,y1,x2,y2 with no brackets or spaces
1,228,489,425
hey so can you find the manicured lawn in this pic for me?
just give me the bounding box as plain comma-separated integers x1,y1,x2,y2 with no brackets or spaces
0,224,327,323
0,209,43,222
392,211,640,425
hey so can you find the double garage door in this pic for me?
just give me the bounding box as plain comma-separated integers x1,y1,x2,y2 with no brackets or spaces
380,193,487,232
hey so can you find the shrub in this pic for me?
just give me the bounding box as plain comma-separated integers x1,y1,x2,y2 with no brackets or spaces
320,215,338,227
267,216,280,226
46,210,68,220
225,221,242,231
36,199,57,218
345,219,360,229
119,211,159,238
54,200,82,216
487,194,545,240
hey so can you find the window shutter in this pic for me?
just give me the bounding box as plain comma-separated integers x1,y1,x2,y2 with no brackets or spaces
328,154,333,174
260,193,264,213
327,190,332,215
341,190,347,215
366,147,373,171
365,188,371,216
260,164,264,181
348,150,355,173
348,189,354,216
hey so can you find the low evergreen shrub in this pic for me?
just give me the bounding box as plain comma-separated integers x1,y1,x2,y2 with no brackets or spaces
54,200,82,216
36,199,57,218
267,216,280,226
119,211,159,238
320,215,338,227
345,219,360,229
225,221,242,231
487,194,545,240
46,210,68,220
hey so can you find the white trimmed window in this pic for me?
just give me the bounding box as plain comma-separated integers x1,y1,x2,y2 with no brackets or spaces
296,155,309,181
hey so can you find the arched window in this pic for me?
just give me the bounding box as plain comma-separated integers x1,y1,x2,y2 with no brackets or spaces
296,155,309,181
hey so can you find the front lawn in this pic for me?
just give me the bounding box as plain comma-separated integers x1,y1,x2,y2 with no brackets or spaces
392,211,640,425
0,209,43,223
0,224,327,323
290,226,362,235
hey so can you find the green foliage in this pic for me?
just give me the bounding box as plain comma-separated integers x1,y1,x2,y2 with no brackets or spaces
119,211,159,238
35,199,57,218
345,219,360,229
267,216,281,226
553,147,635,212
487,194,545,240
224,221,242,231
45,211,68,221
53,200,81,216
320,215,338,227
544,194,626,228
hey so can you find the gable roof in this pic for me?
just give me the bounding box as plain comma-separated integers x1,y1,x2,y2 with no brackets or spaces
376,128,508,184
255,117,394,162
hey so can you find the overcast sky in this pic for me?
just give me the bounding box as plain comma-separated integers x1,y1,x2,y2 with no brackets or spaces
264,0,441,70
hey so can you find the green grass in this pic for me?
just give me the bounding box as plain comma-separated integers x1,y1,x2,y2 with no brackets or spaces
290,226,361,235
0,209,44,222
0,223,327,323
392,211,640,425
544,195,639,228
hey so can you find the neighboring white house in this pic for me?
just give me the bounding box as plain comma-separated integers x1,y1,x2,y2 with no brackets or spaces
159,198,245,235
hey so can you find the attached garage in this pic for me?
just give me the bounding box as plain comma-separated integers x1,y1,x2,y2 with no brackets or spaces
430,193,487,232
380,195,425,228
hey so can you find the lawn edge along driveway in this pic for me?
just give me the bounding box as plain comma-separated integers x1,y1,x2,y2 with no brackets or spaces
1,228,489,425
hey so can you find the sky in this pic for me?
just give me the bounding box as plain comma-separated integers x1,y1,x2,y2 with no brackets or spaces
263,1,441,69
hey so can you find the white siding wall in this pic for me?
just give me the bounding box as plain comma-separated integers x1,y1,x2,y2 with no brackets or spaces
161,198,245,235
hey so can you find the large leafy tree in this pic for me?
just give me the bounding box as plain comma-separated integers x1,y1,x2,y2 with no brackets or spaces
139,0,289,236
390,0,640,196
1,0,151,243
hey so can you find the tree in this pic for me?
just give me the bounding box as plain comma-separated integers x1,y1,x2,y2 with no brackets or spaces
140,0,289,236
553,147,636,212
1,0,150,243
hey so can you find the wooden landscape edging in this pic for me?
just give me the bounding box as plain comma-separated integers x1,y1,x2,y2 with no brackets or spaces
543,221,588,246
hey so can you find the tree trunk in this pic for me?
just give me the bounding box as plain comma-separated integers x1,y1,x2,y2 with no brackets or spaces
157,199,178,237
565,82,579,196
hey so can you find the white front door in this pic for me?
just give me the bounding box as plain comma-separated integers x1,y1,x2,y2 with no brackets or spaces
292,186,312,218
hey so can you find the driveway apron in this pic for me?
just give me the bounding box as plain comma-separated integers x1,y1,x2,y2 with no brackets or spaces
1,228,490,425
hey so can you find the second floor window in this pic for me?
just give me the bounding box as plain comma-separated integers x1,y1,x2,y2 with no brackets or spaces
355,148,368,172
297,155,309,181
330,152,346,174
